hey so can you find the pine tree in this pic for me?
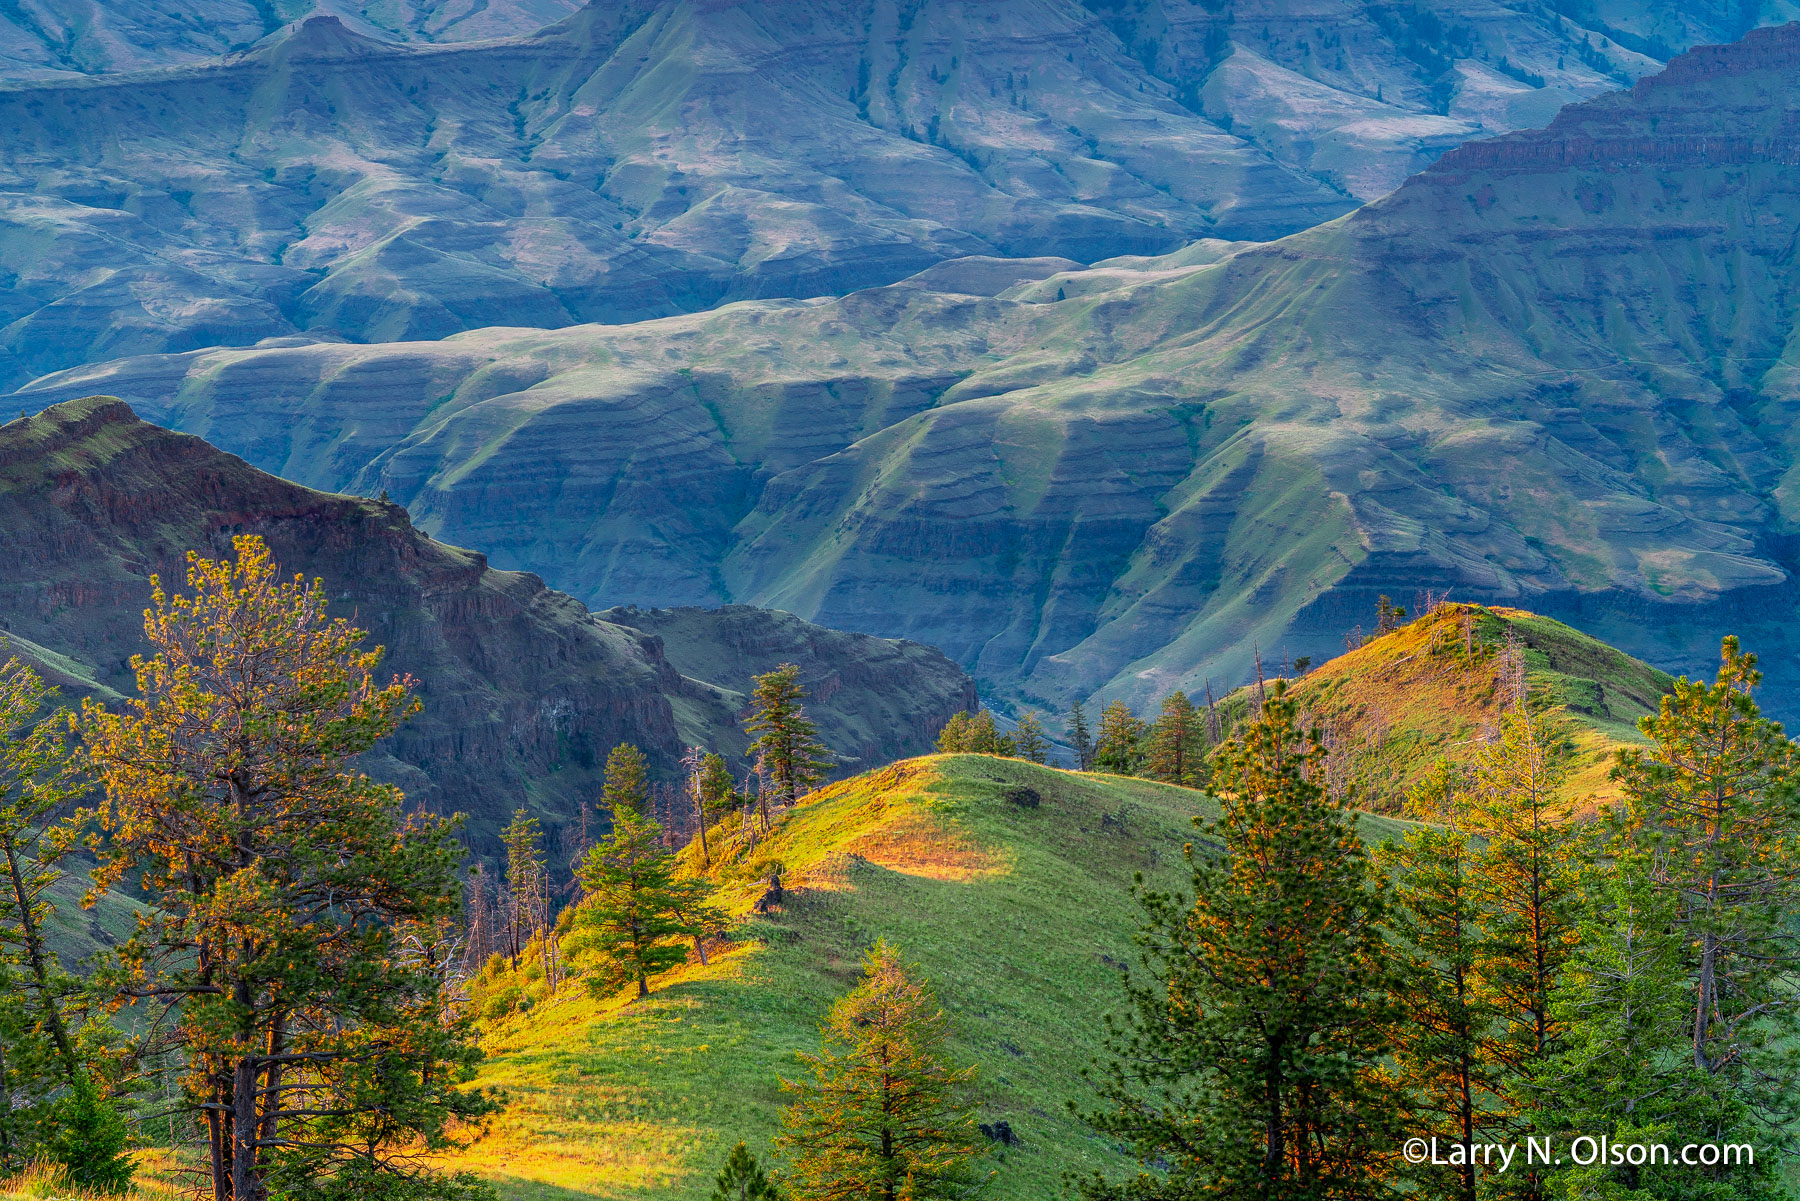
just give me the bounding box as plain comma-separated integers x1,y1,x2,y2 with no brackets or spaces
502,808,549,973
1462,708,1579,1201
710,1141,781,1200
1541,844,1712,1198
0,654,131,1190
80,536,491,1201
568,809,693,999
700,752,737,814
1069,700,1095,771
1081,680,1396,1200
1376,771,1496,1201
1013,711,1049,764
1143,690,1203,787
934,711,974,753
1092,700,1144,776
603,742,652,816
1607,637,1800,1177
777,941,985,1200
745,664,833,805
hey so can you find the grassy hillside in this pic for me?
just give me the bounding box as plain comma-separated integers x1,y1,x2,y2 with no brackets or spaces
1214,603,1674,811
448,754,1410,1200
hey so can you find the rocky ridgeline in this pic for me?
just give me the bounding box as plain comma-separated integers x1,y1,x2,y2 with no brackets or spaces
0,397,974,859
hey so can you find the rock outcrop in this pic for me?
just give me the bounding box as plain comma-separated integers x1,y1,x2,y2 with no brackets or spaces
0,397,974,857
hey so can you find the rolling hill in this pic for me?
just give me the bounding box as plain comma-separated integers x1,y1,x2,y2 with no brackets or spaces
41,22,1800,719
450,752,1413,1200
0,396,973,860
1213,602,1674,811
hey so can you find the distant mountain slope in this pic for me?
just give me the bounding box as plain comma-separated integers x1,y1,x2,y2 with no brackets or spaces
454,753,1411,1199
0,397,973,858
0,1,579,78
0,1,1346,389
3,1,1794,388
27,24,1800,718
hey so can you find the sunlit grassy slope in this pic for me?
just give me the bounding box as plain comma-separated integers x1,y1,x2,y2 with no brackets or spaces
451,754,1408,1199
1216,604,1675,813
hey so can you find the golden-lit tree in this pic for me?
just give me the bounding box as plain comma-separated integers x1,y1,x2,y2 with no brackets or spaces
777,941,985,1200
81,536,491,1201
1081,681,1397,1200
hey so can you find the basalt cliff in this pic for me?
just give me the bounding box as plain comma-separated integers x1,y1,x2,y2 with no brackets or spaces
0,396,974,859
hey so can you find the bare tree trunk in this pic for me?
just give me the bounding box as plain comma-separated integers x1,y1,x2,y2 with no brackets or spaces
232,1056,262,1201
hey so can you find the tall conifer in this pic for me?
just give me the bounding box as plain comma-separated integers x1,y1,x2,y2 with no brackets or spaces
602,743,651,816
1081,681,1396,1199
777,941,984,1200
568,808,720,999
1092,701,1145,776
1013,711,1049,764
1069,701,1095,771
1605,637,1800,1178
745,665,832,805
80,536,489,1201
1377,768,1495,1201
1463,708,1579,1201
1143,691,1203,787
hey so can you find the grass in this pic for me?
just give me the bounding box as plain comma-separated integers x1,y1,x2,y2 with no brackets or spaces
1213,603,1674,812
446,754,1411,1200
0,1154,184,1201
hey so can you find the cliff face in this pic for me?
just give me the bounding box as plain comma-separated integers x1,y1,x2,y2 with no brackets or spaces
599,606,979,776
0,397,973,856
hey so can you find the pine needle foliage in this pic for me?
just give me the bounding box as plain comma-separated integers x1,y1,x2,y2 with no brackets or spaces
1080,680,1397,1200
568,809,694,1000
602,743,652,816
1092,702,1144,776
746,665,833,805
1068,702,1095,771
1375,770,1497,1201
78,535,491,1201
1012,712,1049,764
711,1141,782,1200
1597,636,1800,1188
1142,692,1203,788
776,941,985,1201
1461,707,1580,1190
0,656,130,1190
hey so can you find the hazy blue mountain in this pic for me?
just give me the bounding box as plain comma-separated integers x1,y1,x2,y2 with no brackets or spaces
0,0,579,77
2,1,1794,392
28,24,1800,718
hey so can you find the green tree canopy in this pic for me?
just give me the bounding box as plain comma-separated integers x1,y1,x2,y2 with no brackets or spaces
777,941,985,1200
80,536,490,1201
1081,680,1396,1200
568,808,712,999
602,743,652,817
1092,700,1144,776
1143,691,1203,787
745,665,833,806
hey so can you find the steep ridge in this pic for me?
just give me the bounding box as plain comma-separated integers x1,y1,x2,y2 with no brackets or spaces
451,754,1411,1199
5,2,1792,389
0,1,580,78
26,24,1800,719
0,1,1348,389
0,397,974,857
